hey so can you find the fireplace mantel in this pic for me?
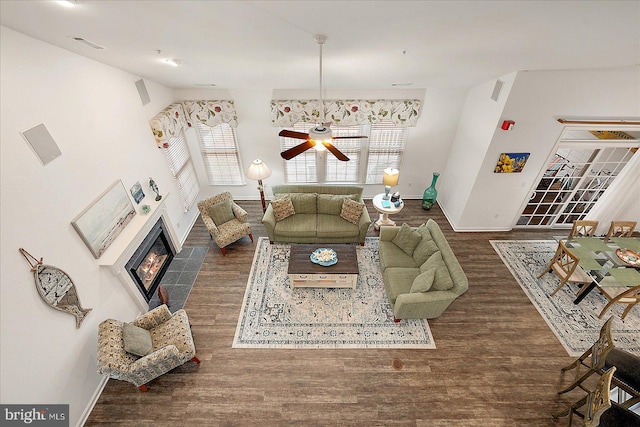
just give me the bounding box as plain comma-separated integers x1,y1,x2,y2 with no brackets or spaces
99,193,182,310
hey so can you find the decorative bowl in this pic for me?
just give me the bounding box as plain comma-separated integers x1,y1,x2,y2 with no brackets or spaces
310,248,338,266
616,248,640,267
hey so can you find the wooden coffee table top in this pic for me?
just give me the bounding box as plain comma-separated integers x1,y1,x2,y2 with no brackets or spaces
288,244,359,275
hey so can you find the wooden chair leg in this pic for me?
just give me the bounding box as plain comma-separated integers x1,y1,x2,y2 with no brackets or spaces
220,247,227,256
138,384,148,392
191,356,201,364
248,233,254,243
360,242,365,246
394,317,401,323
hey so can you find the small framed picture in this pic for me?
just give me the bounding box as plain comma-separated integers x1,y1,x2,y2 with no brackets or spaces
130,181,145,204
494,152,530,173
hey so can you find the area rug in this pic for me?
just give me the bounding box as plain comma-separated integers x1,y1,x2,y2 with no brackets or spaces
232,237,435,349
491,240,639,357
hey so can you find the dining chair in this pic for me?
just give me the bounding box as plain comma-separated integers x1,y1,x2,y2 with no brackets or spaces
538,240,592,296
597,285,640,320
553,367,615,426
558,317,615,394
605,221,637,238
568,220,599,238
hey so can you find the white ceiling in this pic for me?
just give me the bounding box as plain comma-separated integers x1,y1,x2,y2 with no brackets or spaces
1,1,639,90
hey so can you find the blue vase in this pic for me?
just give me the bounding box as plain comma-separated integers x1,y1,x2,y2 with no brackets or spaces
422,172,440,210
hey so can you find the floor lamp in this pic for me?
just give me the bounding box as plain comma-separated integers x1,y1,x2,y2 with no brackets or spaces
246,159,272,213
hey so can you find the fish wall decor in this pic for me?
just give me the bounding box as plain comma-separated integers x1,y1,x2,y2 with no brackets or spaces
19,248,92,328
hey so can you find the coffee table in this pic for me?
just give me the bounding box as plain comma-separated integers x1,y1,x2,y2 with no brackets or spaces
288,244,359,289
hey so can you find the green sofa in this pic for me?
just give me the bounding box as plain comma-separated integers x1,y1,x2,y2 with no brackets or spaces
262,184,371,245
379,219,468,320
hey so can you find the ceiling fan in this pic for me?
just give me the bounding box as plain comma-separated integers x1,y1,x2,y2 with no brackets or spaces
280,35,366,162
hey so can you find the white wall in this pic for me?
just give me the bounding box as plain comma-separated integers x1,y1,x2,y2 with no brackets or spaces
0,26,193,426
440,67,640,231
438,73,517,227
175,87,467,202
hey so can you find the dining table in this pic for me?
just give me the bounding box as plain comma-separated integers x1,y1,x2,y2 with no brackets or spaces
553,236,640,304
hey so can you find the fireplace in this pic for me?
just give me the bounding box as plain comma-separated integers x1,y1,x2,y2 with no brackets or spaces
125,218,176,302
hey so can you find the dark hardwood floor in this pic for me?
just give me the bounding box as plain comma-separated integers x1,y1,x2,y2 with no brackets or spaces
86,199,583,426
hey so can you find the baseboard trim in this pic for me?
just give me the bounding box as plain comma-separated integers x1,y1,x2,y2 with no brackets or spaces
180,212,201,246
438,202,511,232
77,376,109,427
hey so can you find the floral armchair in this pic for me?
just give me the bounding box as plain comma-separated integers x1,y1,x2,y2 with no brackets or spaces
97,305,199,392
197,192,253,255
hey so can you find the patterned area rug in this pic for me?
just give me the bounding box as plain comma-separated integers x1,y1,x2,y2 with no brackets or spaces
491,240,639,357
232,237,435,349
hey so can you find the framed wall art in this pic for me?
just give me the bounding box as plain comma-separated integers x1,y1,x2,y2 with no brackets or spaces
72,180,136,259
494,152,530,173
130,181,145,204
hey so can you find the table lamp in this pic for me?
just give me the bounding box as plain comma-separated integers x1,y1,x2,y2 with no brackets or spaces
382,168,400,200
245,159,272,213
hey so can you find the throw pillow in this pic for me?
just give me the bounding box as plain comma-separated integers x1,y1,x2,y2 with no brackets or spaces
122,323,154,357
208,199,235,226
391,223,422,256
340,198,365,225
419,251,455,291
420,250,443,273
432,265,455,291
271,196,295,222
410,268,436,293
288,192,317,214
318,194,357,216
412,224,439,264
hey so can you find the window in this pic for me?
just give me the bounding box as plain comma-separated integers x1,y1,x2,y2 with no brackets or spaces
195,122,244,185
165,131,200,211
279,120,408,184
365,121,408,184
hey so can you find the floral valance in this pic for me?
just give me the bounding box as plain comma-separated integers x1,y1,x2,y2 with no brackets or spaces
149,100,238,148
271,99,422,127
149,103,189,148
182,100,238,129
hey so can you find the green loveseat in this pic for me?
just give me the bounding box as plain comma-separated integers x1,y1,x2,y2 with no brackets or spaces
262,184,371,245
379,219,468,320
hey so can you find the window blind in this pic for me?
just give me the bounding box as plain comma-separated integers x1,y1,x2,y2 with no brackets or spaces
280,120,407,184
166,131,200,211
195,122,244,185
365,121,408,184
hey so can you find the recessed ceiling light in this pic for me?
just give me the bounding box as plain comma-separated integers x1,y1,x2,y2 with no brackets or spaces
56,0,76,7
165,59,183,67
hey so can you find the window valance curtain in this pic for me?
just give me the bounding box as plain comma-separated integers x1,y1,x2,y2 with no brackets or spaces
149,100,238,148
149,103,190,148
182,100,238,129
270,99,422,127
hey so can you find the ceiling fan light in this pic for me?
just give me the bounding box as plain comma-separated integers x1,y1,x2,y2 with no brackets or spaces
308,125,332,142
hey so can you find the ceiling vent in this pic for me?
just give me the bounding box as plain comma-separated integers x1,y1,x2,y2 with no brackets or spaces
70,37,105,50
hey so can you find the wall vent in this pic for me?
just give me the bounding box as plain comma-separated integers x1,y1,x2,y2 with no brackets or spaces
491,80,504,101
71,37,105,50
20,123,62,166
135,79,151,105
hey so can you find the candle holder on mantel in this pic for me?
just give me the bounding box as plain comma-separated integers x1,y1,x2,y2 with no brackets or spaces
422,172,440,210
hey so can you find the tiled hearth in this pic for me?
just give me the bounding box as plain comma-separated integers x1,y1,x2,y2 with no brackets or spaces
148,246,208,312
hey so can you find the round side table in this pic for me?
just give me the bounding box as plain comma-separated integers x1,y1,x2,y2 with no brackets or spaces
372,193,404,230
